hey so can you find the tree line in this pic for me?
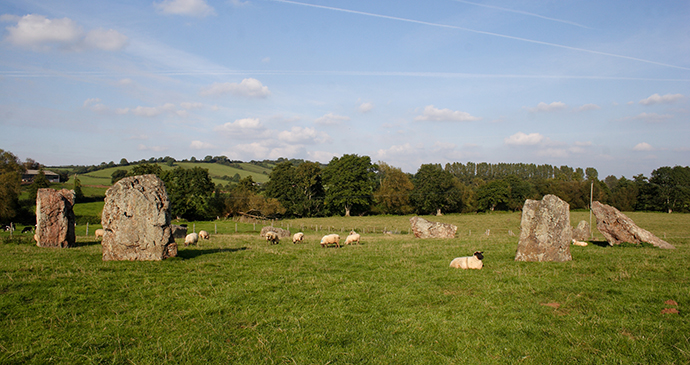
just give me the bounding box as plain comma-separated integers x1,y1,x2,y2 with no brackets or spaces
2,148,689,224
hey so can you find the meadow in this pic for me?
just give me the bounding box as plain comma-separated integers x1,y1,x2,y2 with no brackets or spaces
0,212,688,364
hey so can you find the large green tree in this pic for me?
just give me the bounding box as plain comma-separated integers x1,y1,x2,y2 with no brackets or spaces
27,168,51,202
160,167,216,220
410,164,460,215
476,179,510,212
322,154,376,216
0,149,24,222
374,162,414,215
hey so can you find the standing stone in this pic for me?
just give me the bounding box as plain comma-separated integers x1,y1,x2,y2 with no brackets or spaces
171,224,188,239
101,175,177,261
35,188,76,248
591,201,675,249
515,194,572,262
260,226,291,238
572,220,591,241
409,216,457,239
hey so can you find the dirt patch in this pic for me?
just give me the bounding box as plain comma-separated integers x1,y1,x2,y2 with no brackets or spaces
664,299,678,306
540,302,560,309
661,308,679,314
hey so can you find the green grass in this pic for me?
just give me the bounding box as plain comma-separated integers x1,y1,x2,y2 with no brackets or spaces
1,213,688,364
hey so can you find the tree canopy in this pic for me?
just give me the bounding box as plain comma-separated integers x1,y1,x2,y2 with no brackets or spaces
322,154,376,216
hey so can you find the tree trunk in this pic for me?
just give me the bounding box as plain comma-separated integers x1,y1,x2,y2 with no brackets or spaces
436,208,442,216
345,207,351,217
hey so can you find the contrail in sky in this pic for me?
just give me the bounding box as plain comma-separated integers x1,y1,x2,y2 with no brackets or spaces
451,0,592,29
269,0,690,71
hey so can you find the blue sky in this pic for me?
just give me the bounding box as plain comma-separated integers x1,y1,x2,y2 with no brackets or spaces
0,0,688,179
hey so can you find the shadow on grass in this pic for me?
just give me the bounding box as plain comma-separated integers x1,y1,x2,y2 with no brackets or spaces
177,247,249,259
591,241,610,247
74,240,102,247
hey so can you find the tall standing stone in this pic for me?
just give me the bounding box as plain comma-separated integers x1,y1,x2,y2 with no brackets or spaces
409,216,457,239
591,201,675,249
101,175,177,261
35,188,76,248
515,194,572,262
572,220,591,241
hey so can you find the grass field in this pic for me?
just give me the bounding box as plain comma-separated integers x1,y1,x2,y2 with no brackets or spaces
1,212,688,364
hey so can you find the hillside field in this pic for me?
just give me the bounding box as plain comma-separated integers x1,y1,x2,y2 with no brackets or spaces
1,212,688,364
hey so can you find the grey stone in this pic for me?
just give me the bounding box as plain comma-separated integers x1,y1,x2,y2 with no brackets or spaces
101,175,177,261
260,226,290,238
35,188,76,248
591,201,675,249
572,220,591,241
171,224,188,239
515,194,572,262
409,216,457,239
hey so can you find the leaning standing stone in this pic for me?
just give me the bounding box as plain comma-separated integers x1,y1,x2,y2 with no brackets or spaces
591,201,675,249
409,216,457,239
515,194,572,262
101,174,177,261
35,188,76,248
572,220,591,241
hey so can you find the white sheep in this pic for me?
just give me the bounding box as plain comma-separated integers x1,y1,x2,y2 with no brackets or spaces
199,230,210,240
345,231,360,245
266,231,280,245
94,229,105,239
572,239,588,247
292,232,304,244
184,232,199,246
449,251,484,270
320,234,340,248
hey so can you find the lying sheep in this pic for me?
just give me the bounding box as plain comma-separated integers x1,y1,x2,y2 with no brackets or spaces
572,239,588,247
320,234,340,248
21,226,34,233
185,232,199,246
94,229,105,239
199,230,210,240
266,231,280,245
292,232,304,244
449,251,484,270
345,230,360,245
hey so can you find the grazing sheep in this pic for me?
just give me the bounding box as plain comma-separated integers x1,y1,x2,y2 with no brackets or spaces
21,226,34,233
265,231,280,244
572,239,588,247
345,230,360,245
185,232,199,246
94,229,105,239
449,251,484,270
199,230,210,240
320,234,340,248
292,232,304,244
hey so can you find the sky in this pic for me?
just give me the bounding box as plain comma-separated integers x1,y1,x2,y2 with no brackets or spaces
0,0,688,179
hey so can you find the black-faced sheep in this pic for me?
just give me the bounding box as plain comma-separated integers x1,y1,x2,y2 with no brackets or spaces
320,234,340,248
185,232,199,246
345,231,360,245
199,230,210,240
266,231,280,245
449,251,484,270
292,232,304,244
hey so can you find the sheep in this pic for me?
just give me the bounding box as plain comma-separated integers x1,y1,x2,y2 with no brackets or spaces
320,234,340,248
184,232,199,246
572,239,588,247
199,230,210,240
292,232,304,244
94,229,105,239
21,226,34,233
449,251,484,270
265,231,280,245
345,230,360,245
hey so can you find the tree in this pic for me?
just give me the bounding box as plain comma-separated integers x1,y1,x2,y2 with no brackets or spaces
119,158,129,166
28,168,51,202
73,175,84,203
322,154,376,216
649,166,690,213
111,170,128,184
410,164,458,215
0,149,24,222
374,162,414,215
161,167,216,220
476,180,510,212
130,163,163,177
293,162,325,217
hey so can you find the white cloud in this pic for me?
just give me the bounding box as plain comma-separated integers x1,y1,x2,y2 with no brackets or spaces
307,150,338,163
131,103,177,117
633,142,654,151
504,132,544,146
0,14,20,22
639,93,684,106
619,112,673,123
414,105,481,122
277,126,331,144
83,98,100,107
154,0,216,17
527,101,566,113
138,144,168,152
190,140,215,149
214,118,265,134
577,103,601,112
358,102,374,113
200,78,270,98
4,14,127,51
83,28,128,51
315,112,350,125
